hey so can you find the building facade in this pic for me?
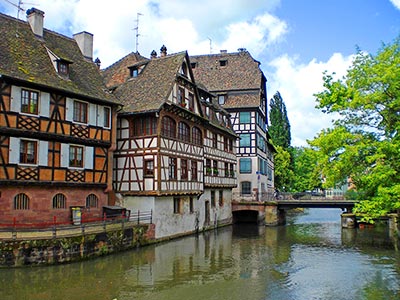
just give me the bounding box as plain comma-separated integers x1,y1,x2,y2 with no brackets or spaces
191,50,275,201
103,47,237,239
0,9,119,224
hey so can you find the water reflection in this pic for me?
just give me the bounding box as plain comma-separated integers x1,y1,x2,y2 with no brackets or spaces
0,209,399,300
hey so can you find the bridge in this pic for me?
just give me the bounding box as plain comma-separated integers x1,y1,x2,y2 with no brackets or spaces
232,195,358,228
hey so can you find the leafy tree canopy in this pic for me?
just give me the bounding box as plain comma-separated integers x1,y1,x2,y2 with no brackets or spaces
311,38,400,221
269,91,291,149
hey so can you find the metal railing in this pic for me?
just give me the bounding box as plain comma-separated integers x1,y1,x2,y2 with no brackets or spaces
0,210,152,240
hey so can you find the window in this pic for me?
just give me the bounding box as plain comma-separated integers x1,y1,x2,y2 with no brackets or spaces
239,112,251,123
191,62,197,69
189,197,194,213
173,198,181,214
205,159,211,175
73,100,88,123
169,157,177,180
181,159,188,180
181,62,188,76
57,61,69,76
178,121,190,142
230,163,234,177
229,139,233,152
52,193,66,209
191,160,198,181
224,162,229,177
86,194,98,208
14,193,29,210
219,190,224,207
211,191,216,207
69,145,83,168
212,133,217,148
188,93,194,111
132,117,157,136
218,95,226,105
130,67,139,77
21,89,38,114
239,133,251,147
241,181,252,195
213,160,218,176
219,60,227,67
223,136,228,151
239,158,252,173
103,107,111,128
178,87,185,106
162,116,176,138
144,159,154,177
20,139,37,164
192,126,202,145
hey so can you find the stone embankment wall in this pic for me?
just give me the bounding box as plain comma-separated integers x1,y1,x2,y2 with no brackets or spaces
0,223,155,267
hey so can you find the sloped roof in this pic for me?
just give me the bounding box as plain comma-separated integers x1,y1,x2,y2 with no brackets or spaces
102,52,148,89
0,12,118,104
191,51,265,108
111,52,188,113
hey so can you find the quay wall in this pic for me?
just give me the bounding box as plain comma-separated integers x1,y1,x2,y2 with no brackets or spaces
0,222,155,268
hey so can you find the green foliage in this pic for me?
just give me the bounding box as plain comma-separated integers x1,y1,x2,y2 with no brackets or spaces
269,91,291,148
273,145,294,191
291,147,322,192
312,37,400,219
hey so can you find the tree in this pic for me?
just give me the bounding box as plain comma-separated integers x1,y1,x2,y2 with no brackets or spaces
269,91,291,149
291,147,322,192
311,38,400,221
273,145,294,192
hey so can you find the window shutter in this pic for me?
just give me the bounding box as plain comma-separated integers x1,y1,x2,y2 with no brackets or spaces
38,141,48,166
40,92,50,117
65,98,73,121
85,146,94,169
60,143,69,167
10,86,21,112
9,137,20,164
88,103,97,126
97,105,104,127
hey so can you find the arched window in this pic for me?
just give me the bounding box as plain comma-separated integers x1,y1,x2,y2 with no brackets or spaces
192,126,202,145
161,116,176,138
14,193,29,210
52,193,66,209
178,121,190,142
86,194,98,208
241,181,252,195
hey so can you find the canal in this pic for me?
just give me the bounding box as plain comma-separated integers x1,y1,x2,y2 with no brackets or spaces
1,208,399,300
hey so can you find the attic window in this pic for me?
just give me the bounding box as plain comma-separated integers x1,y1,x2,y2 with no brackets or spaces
191,62,197,69
219,60,227,67
130,67,139,78
57,60,70,76
218,95,226,105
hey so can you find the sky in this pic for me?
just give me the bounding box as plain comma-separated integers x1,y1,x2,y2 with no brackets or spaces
1,0,399,146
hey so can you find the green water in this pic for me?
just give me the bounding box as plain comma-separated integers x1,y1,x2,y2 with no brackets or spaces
0,208,399,300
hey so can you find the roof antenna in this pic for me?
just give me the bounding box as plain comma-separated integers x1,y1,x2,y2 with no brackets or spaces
208,37,212,54
134,12,143,53
4,0,37,19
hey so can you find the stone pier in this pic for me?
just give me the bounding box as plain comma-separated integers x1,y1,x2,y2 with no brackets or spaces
341,213,357,229
265,202,286,226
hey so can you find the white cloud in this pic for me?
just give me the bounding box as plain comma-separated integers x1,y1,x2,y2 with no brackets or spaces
266,53,354,147
389,0,400,10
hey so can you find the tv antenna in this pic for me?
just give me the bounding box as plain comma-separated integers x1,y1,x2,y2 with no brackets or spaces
3,0,37,19
134,12,143,53
208,37,212,54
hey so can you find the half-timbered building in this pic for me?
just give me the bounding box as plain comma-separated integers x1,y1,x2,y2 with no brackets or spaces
103,46,237,239
191,49,275,201
0,9,120,224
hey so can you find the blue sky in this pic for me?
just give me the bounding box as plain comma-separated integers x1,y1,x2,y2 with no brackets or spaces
1,0,399,146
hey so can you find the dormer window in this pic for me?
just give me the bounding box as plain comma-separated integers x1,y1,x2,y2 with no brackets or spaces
181,62,188,77
218,94,226,105
130,67,139,78
191,62,197,69
56,59,71,77
219,60,227,67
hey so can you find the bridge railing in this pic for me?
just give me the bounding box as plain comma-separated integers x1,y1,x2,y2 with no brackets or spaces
233,191,345,202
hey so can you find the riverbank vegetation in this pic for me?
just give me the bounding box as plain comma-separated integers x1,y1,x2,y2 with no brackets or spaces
270,37,400,222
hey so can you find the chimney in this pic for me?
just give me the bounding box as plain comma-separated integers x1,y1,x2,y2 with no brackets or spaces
160,45,167,57
220,50,227,53
150,50,157,59
26,8,44,37
73,31,93,60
